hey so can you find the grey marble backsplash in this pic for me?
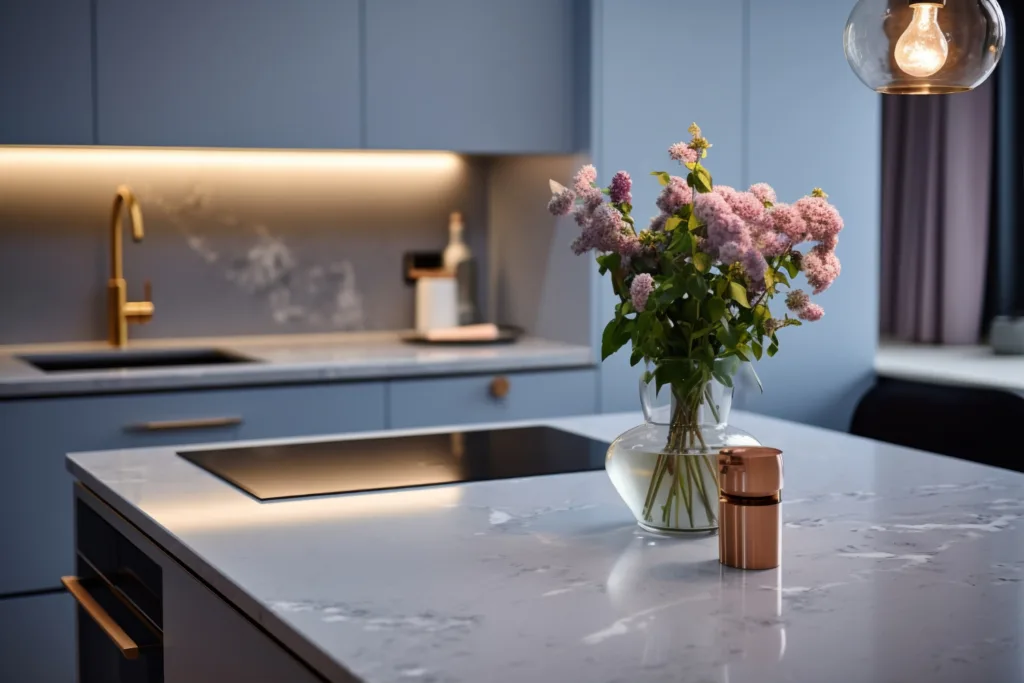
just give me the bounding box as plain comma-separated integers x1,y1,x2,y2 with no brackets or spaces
0,148,488,344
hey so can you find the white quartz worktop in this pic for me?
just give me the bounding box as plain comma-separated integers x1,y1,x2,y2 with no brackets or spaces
0,331,593,398
876,341,1024,394
67,411,1024,683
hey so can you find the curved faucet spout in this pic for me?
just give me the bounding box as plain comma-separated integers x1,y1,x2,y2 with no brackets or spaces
108,185,153,347
110,185,145,281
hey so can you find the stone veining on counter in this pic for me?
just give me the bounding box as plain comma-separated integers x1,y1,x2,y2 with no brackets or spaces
67,412,1024,683
0,332,593,398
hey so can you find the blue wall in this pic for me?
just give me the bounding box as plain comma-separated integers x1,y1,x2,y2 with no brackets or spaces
590,0,880,430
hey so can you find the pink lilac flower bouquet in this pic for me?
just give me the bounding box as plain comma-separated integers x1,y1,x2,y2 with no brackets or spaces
546,123,843,526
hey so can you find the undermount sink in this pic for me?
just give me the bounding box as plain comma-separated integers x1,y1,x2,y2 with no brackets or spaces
19,348,258,373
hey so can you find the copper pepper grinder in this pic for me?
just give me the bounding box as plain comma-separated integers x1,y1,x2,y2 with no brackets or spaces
717,447,784,570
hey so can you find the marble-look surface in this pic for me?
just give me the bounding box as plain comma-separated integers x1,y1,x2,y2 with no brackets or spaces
69,412,1024,683
0,332,592,398
876,341,1024,394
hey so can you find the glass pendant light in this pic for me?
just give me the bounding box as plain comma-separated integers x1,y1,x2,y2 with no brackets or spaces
845,0,1006,94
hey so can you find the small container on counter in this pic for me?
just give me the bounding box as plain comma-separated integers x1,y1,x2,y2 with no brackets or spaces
414,274,458,332
717,446,784,570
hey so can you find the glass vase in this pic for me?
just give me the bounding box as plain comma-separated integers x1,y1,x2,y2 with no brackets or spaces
606,359,760,533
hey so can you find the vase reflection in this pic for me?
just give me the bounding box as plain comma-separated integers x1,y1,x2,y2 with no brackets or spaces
603,534,787,679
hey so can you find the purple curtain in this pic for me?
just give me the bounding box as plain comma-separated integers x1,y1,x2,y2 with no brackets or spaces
880,80,994,344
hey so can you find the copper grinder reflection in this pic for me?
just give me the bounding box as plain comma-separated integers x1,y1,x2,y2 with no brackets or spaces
717,447,783,570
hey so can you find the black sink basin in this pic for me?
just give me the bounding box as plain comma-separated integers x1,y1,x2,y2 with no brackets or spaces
19,348,258,373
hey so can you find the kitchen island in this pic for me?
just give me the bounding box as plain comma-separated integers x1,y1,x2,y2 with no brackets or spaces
66,412,1024,683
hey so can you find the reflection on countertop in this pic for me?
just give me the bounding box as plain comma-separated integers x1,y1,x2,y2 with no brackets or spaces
0,331,593,398
69,411,1024,683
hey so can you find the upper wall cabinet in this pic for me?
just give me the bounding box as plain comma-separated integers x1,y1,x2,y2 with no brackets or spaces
95,0,361,148
364,0,584,153
0,1,93,145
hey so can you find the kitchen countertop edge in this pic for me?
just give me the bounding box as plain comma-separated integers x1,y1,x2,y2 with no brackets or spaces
0,333,594,399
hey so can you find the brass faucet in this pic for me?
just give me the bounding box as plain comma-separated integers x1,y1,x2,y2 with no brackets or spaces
108,185,154,348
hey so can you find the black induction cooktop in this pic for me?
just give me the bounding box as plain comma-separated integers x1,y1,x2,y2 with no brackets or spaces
178,426,609,501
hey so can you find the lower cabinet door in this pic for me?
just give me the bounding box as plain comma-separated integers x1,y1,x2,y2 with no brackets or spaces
0,592,75,683
388,368,598,429
78,486,325,683
0,380,386,597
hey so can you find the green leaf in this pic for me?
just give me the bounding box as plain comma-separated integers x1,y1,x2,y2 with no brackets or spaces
695,166,713,192
733,344,752,362
691,326,712,341
752,339,763,361
649,315,666,342
706,296,726,323
764,267,775,290
654,359,706,401
711,357,738,388
767,342,779,358
687,170,712,194
785,258,800,279
596,252,621,276
714,279,727,297
635,310,653,337
650,171,671,186
619,300,635,317
686,274,708,299
680,297,699,323
653,363,676,394
718,324,740,349
601,187,611,195
601,317,632,361
630,346,644,367
687,210,701,231
669,228,692,254
664,216,683,232
620,202,633,214
692,251,711,274
753,304,770,325
774,270,790,287
729,281,751,308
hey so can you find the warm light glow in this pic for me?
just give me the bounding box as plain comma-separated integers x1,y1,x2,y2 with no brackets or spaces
894,3,949,78
145,484,464,533
0,146,464,173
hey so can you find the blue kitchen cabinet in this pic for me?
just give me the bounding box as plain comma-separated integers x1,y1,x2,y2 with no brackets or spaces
0,380,386,597
0,380,384,683
0,0,93,144
364,0,585,153
94,0,361,148
388,368,598,429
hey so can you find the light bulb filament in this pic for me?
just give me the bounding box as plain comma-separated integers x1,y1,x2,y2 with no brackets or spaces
894,3,949,78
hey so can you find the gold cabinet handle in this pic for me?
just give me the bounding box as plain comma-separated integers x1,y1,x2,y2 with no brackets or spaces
126,416,243,432
61,576,140,660
489,376,511,399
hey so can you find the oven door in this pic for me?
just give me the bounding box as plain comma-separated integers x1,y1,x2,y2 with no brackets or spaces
68,498,164,683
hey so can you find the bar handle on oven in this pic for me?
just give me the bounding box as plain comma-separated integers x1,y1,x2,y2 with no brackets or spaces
61,576,140,659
